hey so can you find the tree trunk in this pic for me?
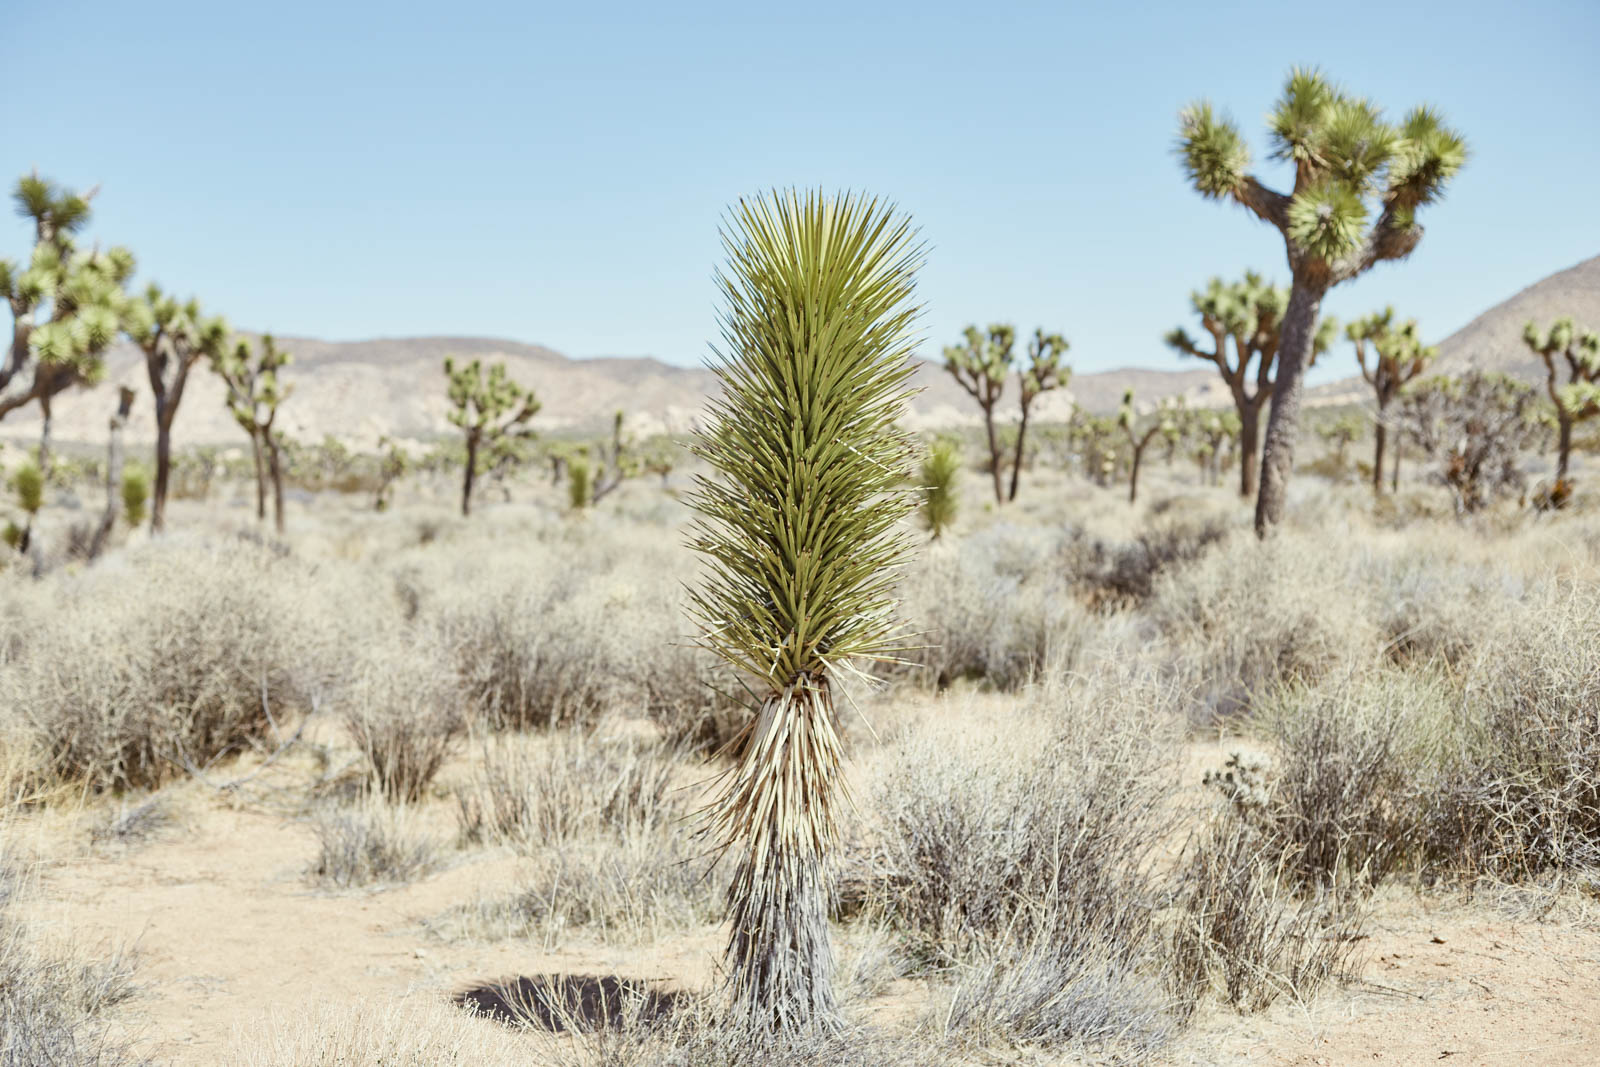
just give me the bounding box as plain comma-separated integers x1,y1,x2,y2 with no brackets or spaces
1392,436,1401,493
268,435,286,535
88,387,136,560
1007,408,1030,502
250,432,267,521
1372,415,1388,494
152,416,173,533
983,409,1004,504
720,680,842,1036
1238,403,1261,498
1128,445,1143,505
1254,282,1326,537
461,434,479,517
1556,414,1574,481
37,394,54,482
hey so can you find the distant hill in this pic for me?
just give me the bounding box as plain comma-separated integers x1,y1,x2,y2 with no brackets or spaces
1431,254,1600,380
0,334,1220,450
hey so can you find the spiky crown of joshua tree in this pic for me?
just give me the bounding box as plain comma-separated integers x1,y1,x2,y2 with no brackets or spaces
1523,317,1600,417
686,188,921,1036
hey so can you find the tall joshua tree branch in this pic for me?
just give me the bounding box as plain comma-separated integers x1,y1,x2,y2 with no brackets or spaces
1522,317,1600,483
444,356,540,516
688,189,920,1037
1178,69,1466,535
1009,329,1069,501
1348,308,1435,493
944,324,1014,504
215,333,294,532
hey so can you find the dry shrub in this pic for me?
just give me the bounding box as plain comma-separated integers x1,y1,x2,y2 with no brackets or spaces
0,539,339,792
306,802,442,888
899,526,1098,690
88,797,174,849
1167,816,1366,1014
343,637,464,803
1423,585,1600,881
1151,535,1379,722
1059,510,1230,609
454,733,682,851
0,836,146,1066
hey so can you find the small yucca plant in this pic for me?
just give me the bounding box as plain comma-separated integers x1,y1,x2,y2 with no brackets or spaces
919,437,961,539
687,189,922,1035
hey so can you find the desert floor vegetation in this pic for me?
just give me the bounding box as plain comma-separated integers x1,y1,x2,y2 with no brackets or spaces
3,454,1600,1065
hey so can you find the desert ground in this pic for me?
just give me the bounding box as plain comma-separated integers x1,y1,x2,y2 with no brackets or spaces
4,448,1599,1067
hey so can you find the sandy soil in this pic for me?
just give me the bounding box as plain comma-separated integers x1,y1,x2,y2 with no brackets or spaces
18,776,1600,1066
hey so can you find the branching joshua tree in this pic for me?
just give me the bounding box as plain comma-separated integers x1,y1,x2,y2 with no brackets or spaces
2,175,137,472
1178,68,1466,534
589,410,636,505
1347,308,1435,492
443,357,540,517
1119,390,1179,505
214,333,293,532
125,287,230,532
687,189,921,1036
87,386,137,560
1009,329,1069,501
918,436,961,539
373,436,409,512
1165,273,1335,497
1315,411,1366,470
1522,316,1600,483
1069,405,1122,487
1193,408,1242,486
944,324,1013,503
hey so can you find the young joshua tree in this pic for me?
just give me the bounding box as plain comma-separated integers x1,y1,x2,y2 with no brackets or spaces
214,333,293,532
1008,329,1070,501
1178,68,1466,535
1522,316,1600,483
918,436,961,539
443,356,539,517
944,324,1013,503
1119,390,1179,505
687,189,920,1036
124,287,230,532
1347,308,1435,493
1164,273,1336,497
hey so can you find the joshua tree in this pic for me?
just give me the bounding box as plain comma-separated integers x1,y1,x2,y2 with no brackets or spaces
944,324,1013,503
1119,390,1179,505
1522,317,1600,483
566,454,591,511
124,287,229,532
214,333,293,532
1193,409,1242,486
588,410,636,505
373,436,409,511
6,462,43,554
1315,410,1366,471
1008,329,1069,501
918,436,961,539
1165,273,1336,497
1178,69,1466,534
444,356,540,517
643,439,677,486
1069,405,1122,487
86,386,137,559
687,189,920,1035
1347,308,1435,493
122,464,149,528
2,175,138,473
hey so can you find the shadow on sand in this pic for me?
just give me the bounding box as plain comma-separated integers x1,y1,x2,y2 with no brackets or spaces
454,973,685,1032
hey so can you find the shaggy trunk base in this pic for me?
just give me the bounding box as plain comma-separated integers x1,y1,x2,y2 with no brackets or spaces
712,675,845,1037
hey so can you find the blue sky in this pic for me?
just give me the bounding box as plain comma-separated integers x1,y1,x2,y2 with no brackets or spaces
5,1,1597,382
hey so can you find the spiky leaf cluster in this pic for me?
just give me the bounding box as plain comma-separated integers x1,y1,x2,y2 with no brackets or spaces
125,285,231,380
1348,307,1436,398
918,436,961,540
1021,329,1070,403
444,357,540,437
1523,316,1600,418
215,333,293,436
1178,68,1466,281
1165,272,1336,391
687,189,921,688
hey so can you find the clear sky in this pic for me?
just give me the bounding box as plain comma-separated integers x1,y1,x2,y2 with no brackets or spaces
5,1,1597,382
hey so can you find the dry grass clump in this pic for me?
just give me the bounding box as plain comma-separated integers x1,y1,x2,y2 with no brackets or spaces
454,732,683,851
88,796,174,849
306,802,443,888
342,636,464,803
0,837,146,1066
1059,507,1231,609
228,997,536,1066
0,539,340,792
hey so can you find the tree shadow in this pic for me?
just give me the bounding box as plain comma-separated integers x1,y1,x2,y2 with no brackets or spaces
454,973,685,1033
